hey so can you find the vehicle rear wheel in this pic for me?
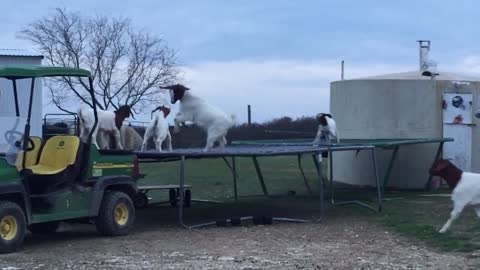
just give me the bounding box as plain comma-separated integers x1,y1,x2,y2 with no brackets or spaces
28,221,60,234
0,201,26,254
96,191,135,236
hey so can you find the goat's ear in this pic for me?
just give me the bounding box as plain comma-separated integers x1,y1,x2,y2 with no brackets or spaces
430,159,449,174
159,85,174,90
129,106,136,119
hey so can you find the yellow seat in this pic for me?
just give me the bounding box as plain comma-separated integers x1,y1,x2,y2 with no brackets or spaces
29,136,80,175
15,137,43,171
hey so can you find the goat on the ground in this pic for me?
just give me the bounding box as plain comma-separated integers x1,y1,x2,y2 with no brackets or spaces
312,113,340,145
141,105,172,151
78,105,132,150
429,159,480,233
161,84,235,152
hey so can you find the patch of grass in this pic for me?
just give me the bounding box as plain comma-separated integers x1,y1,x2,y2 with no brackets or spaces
378,194,480,252
139,157,480,253
139,156,324,200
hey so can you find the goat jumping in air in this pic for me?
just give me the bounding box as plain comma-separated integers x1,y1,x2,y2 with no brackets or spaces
161,84,235,152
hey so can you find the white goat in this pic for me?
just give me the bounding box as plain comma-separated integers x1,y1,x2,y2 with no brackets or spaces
141,105,172,152
312,113,340,145
161,84,235,151
429,159,480,233
78,105,132,150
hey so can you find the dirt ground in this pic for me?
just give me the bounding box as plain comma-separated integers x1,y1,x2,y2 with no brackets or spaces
1,202,479,270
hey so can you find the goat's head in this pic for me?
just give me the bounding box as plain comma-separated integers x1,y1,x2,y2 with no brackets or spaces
114,105,133,130
429,159,462,190
153,105,171,117
160,84,190,104
315,113,333,126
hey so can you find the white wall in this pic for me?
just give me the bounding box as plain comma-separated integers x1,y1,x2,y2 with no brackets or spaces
0,56,43,136
330,79,441,189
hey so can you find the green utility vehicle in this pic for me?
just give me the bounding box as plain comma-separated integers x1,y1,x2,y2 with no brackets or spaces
0,66,140,253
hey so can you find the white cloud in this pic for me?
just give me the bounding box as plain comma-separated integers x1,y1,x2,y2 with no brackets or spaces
178,59,411,123
42,56,480,125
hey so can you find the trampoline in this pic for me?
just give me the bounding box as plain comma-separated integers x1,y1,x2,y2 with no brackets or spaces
134,144,377,229
130,137,452,228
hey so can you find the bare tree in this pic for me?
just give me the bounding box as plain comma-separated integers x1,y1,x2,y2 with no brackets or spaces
19,8,178,114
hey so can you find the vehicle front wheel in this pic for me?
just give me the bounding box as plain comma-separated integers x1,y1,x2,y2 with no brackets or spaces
0,201,26,254
96,191,135,236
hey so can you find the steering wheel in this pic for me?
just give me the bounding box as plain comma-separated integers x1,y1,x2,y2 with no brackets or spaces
5,130,35,151
24,137,35,151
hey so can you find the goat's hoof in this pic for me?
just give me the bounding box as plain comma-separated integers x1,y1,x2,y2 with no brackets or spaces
439,228,447,234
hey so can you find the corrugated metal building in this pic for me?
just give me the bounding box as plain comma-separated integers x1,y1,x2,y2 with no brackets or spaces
0,49,44,136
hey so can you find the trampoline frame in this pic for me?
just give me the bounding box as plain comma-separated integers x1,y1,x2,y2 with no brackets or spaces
135,144,377,229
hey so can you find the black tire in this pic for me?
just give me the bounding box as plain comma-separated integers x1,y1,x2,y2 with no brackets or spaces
0,201,26,254
262,216,273,225
169,189,177,207
184,190,191,208
252,216,263,225
96,191,135,237
133,193,149,209
215,219,228,227
28,221,60,234
230,217,241,226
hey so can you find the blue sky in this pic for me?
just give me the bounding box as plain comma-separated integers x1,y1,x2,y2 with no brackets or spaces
1,0,479,123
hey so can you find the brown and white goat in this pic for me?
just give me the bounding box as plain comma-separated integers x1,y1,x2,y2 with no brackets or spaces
429,159,480,233
141,105,172,151
78,105,132,150
312,113,340,145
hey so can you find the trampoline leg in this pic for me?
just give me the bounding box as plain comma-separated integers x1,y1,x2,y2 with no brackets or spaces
382,146,399,196
371,148,382,212
425,142,444,190
252,157,269,196
297,154,313,195
222,156,239,201
329,149,334,205
178,155,189,229
313,153,324,219
232,156,238,202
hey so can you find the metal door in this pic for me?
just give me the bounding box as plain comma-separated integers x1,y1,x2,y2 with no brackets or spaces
443,93,472,171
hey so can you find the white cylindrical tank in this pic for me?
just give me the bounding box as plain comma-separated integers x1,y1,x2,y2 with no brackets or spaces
0,50,44,137
330,71,480,189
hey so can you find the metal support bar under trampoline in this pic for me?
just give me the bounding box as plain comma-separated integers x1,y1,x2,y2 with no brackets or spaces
135,144,376,229
328,148,383,212
176,154,324,229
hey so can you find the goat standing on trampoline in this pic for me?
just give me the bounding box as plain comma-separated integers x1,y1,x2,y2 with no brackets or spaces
312,113,340,145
